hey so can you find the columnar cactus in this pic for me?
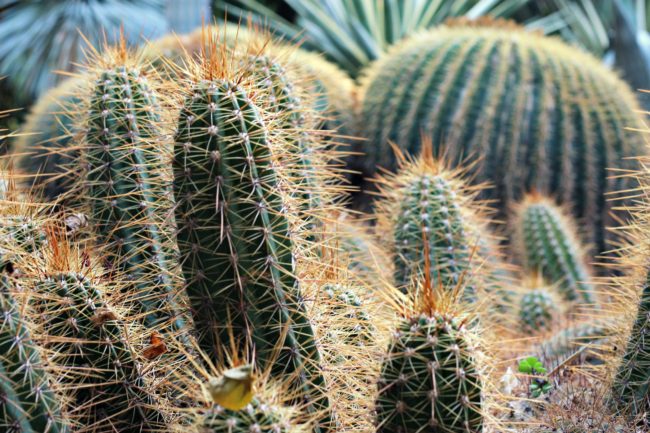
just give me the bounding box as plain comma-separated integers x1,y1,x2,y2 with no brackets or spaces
514,194,595,306
0,272,68,433
375,142,499,301
358,18,645,254
376,313,483,433
82,51,186,334
519,289,557,332
613,279,650,420
172,39,330,431
33,272,166,433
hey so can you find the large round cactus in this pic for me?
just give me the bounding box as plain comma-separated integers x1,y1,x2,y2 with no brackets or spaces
358,18,645,255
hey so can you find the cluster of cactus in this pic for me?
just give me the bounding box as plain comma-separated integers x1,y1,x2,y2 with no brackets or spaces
3,15,650,433
357,17,645,256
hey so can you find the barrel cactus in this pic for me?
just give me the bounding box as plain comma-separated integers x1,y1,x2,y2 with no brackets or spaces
200,399,294,433
12,77,82,200
513,194,596,306
79,48,186,335
358,18,645,255
0,271,69,433
172,37,331,431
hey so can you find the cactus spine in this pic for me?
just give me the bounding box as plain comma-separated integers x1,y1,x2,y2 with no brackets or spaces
514,194,595,306
613,278,650,420
0,272,68,433
82,53,185,333
519,289,557,332
13,77,82,200
358,19,645,254
172,43,330,430
376,312,483,433
375,142,497,301
33,272,166,432
200,399,293,433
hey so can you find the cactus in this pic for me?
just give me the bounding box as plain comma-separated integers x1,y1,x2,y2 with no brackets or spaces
81,50,186,334
321,283,374,360
0,271,69,433
376,312,483,433
147,24,356,137
375,142,499,301
12,77,82,200
33,271,166,433
536,323,608,367
613,279,650,420
172,39,331,431
514,194,596,306
358,18,645,255
200,398,294,433
519,289,557,333
0,216,46,255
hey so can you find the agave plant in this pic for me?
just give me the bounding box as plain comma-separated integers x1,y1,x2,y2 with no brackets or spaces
217,0,535,76
0,0,168,103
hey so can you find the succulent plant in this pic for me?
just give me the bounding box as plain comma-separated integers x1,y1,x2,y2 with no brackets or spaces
358,18,645,255
613,278,650,420
536,323,608,367
375,141,501,303
0,271,69,433
200,399,292,433
514,194,596,306
33,271,167,433
12,77,82,200
80,48,186,335
376,312,483,433
519,289,557,332
172,37,331,431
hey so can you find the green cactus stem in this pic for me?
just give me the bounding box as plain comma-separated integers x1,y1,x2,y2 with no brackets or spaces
376,313,483,433
83,63,186,334
0,271,69,433
514,194,596,306
33,272,166,433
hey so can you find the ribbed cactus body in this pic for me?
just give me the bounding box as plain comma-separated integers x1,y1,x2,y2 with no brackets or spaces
359,21,645,254
376,313,483,433
246,55,322,237
13,77,81,200
34,272,165,433
376,152,496,301
200,399,291,433
322,284,374,352
0,216,45,255
173,80,330,429
0,274,68,433
519,289,556,332
537,323,606,366
84,66,184,332
515,195,595,305
613,280,650,419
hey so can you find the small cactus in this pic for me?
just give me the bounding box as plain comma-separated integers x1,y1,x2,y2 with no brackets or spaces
200,399,293,433
0,270,69,433
514,193,596,306
375,140,500,301
32,271,167,432
518,280,560,333
376,313,483,433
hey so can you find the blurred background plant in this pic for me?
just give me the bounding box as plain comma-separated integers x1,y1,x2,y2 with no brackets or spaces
2,0,650,149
